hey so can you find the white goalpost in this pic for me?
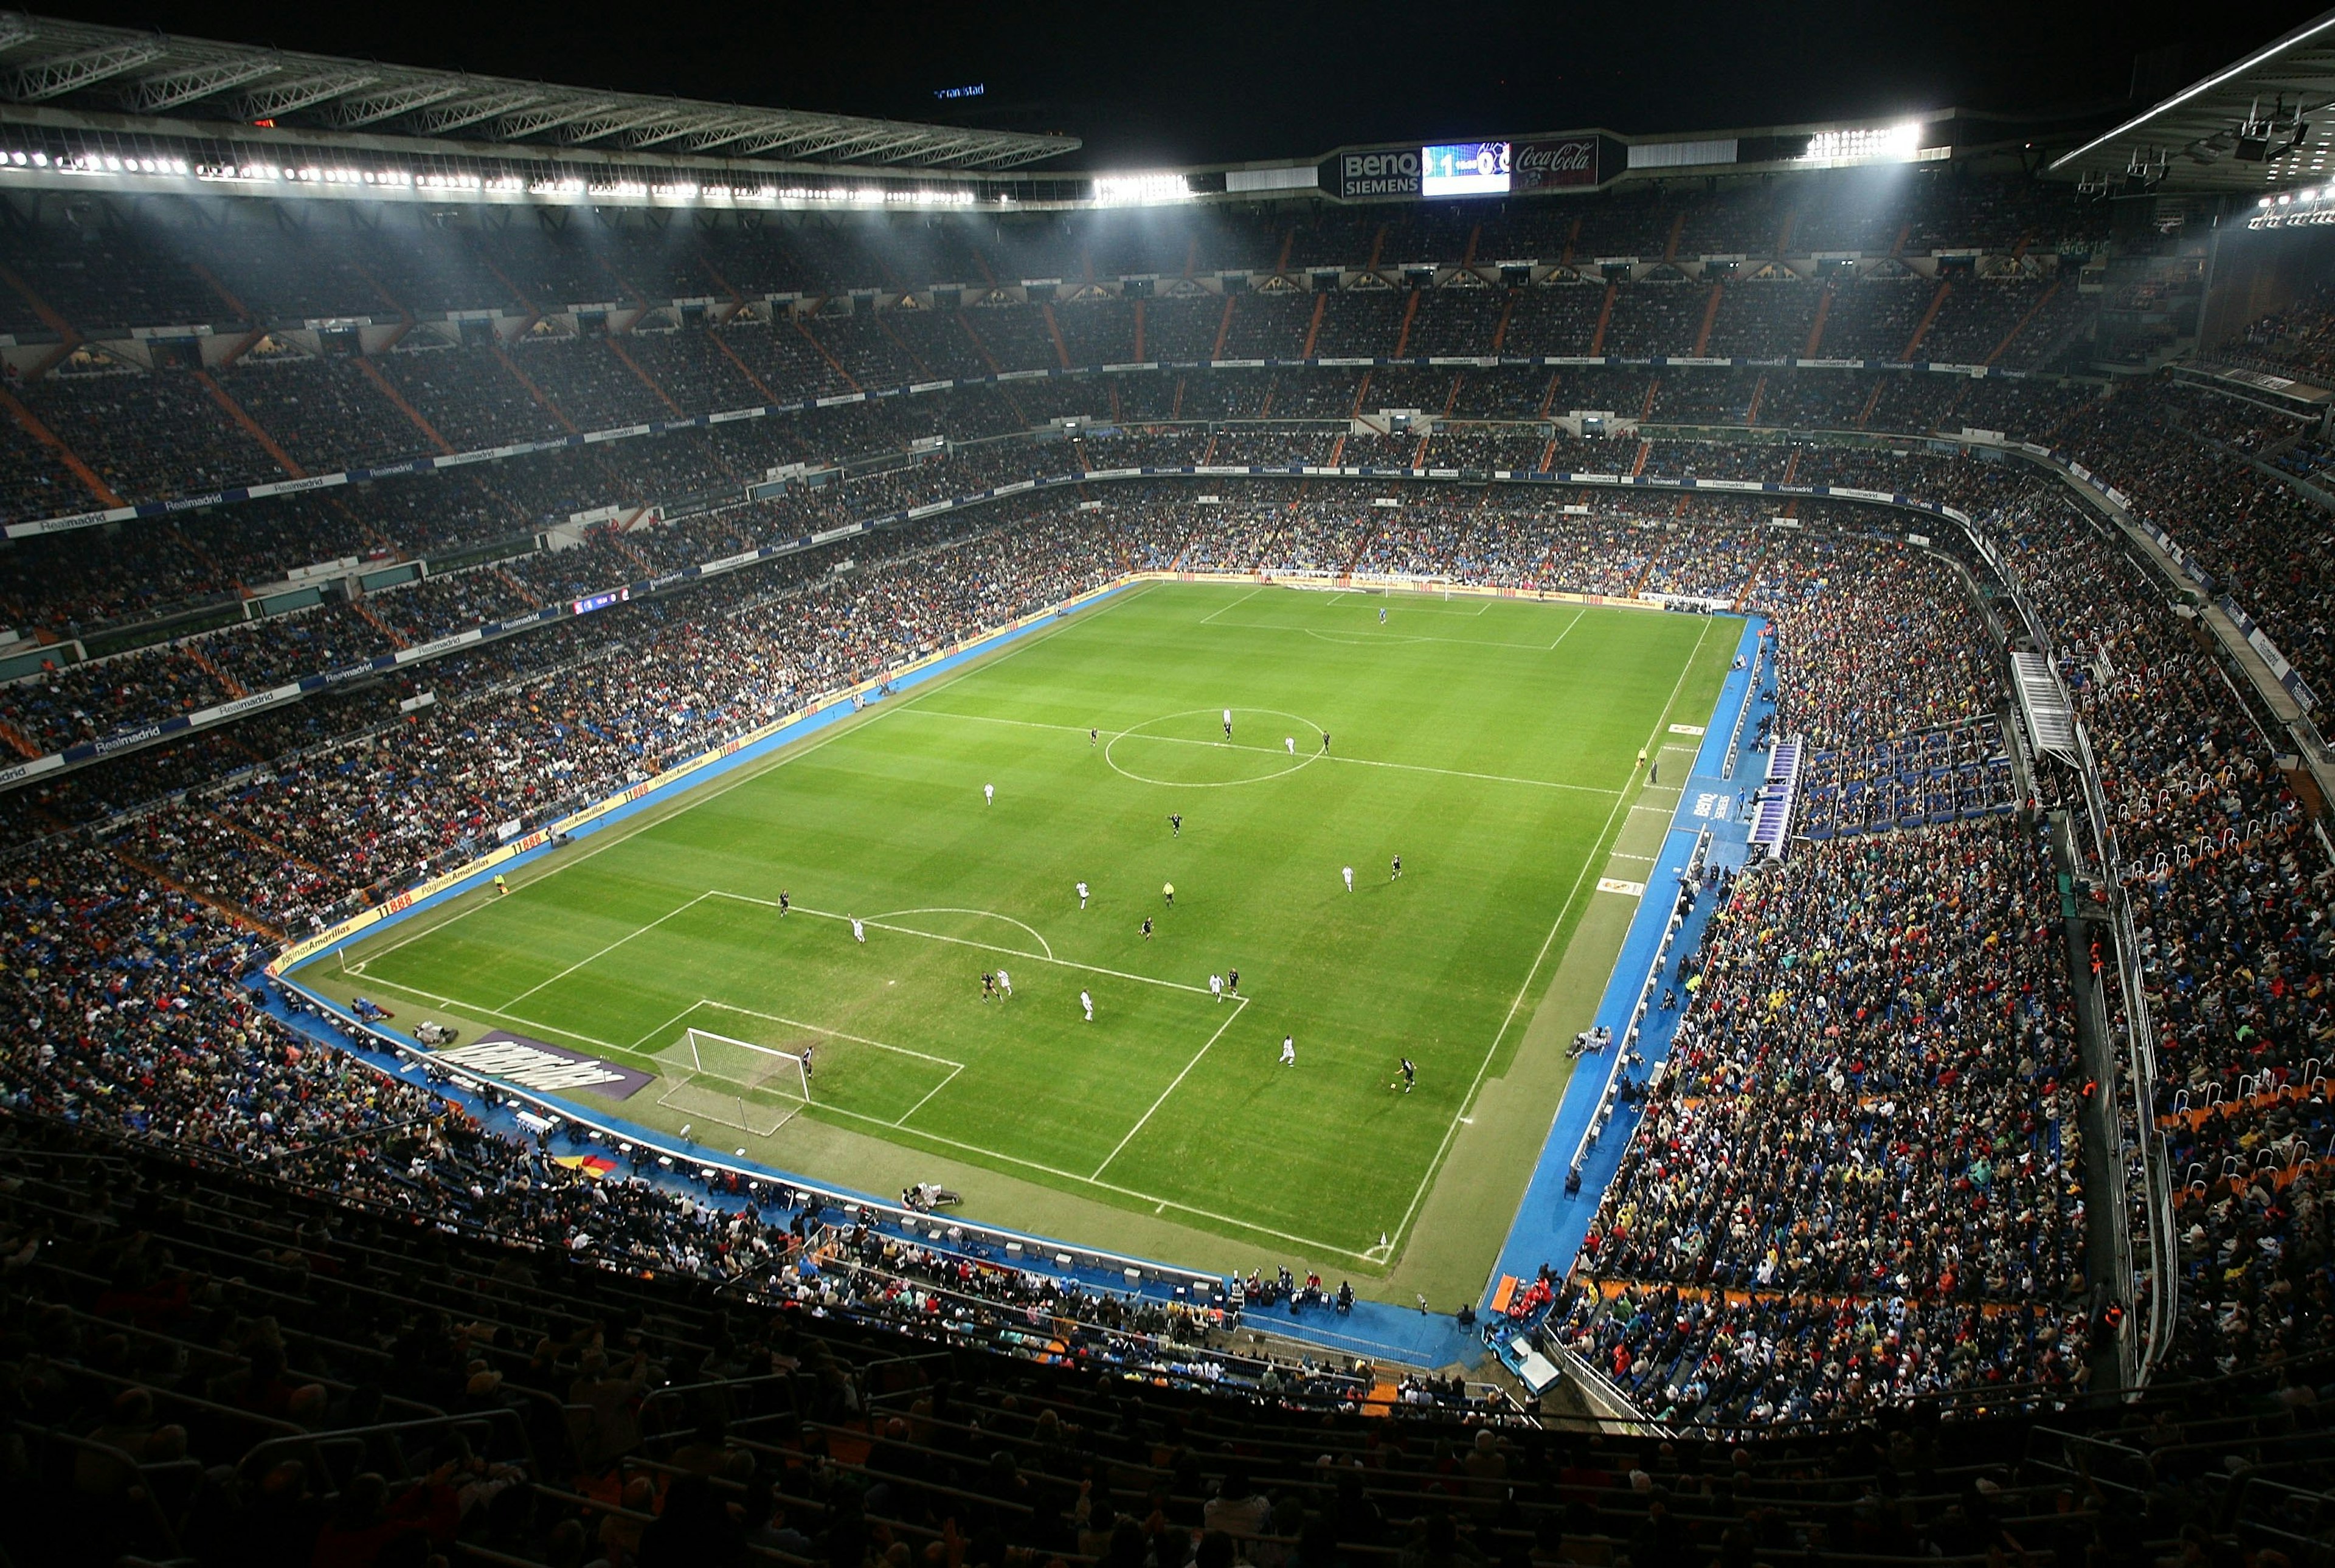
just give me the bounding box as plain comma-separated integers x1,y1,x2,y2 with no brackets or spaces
650,1026,810,1138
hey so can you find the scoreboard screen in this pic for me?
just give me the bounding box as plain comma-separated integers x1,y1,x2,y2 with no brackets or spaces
1420,140,1511,197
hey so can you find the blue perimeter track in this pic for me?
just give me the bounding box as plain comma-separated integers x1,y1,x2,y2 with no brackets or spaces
268,592,1761,1375
1477,614,1770,1318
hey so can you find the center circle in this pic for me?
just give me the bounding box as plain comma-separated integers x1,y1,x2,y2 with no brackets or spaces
1103,708,1326,789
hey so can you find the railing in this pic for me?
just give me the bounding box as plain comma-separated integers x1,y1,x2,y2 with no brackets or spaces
1720,633,1766,781
2065,662,2173,1381
1567,829,1710,1189
235,1407,538,1496
2236,1474,2335,1568
1949,499,2173,1386
1543,1338,1680,1437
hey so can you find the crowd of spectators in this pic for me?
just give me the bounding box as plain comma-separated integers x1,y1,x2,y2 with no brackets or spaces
7,210,2335,1454
17,1102,2325,1568
1757,533,2002,752
2206,278,2335,385
1974,486,2335,1381
4,441,2316,1437
1550,816,2092,1424
2050,387,2335,729
0,215,2103,537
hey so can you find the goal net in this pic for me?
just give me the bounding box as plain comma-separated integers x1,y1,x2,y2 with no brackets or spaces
650,1026,809,1138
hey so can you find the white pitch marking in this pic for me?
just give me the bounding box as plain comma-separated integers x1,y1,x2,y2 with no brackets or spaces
1090,996,1249,1179
690,999,965,1068
339,973,633,1056
1374,613,1719,1258
908,708,1620,796
708,892,1216,996
335,585,1135,976
867,906,1056,961
801,1097,1380,1262
1287,624,1569,652
499,890,713,1010
893,1063,967,1127
321,976,1372,1259
1195,585,1268,625
628,998,712,1054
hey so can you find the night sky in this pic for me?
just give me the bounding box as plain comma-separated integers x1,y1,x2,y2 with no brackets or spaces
43,0,2335,167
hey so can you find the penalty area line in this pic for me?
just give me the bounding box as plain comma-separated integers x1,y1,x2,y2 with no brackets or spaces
707,891,1216,996
690,999,966,1069
799,1094,1379,1262
1089,995,1248,1181
1196,585,1267,625
498,889,713,1011
894,1062,967,1128
334,932,1374,1260
336,972,634,1059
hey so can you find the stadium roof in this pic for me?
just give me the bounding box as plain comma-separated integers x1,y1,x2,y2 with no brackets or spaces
2049,7,2335,192
0,9,1076,170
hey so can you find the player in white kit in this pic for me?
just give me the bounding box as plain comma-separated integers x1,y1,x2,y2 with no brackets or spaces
1080,990,1094,1021
1280,1035,1295,1065
1342,865,1354,892
1076,881,1090,909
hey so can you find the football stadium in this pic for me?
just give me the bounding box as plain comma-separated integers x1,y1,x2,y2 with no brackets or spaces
1,1,2333,1561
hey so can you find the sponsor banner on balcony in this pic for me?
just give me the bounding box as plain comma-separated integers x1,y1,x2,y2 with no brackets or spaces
1512,139,1599,190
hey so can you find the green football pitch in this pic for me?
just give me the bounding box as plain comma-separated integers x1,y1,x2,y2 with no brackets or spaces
317,582,1732,1275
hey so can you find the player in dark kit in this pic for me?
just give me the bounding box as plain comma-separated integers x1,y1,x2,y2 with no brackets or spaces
1226,967,1240,995
778,890,790,915
1322,731,1331,754
1392,1057,1416,1093
1169,812,1182,837
1391,855,1402,880
1141,917,1154,940
981,972,995,1001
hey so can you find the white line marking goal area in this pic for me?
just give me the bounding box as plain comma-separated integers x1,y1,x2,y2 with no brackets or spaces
355,902,1383,1252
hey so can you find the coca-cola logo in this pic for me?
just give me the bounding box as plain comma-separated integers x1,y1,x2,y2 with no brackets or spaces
1514,140,1597,188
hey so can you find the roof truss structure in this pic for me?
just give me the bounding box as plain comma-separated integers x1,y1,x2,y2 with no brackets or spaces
0,9,1075,171
2050,7,2335,193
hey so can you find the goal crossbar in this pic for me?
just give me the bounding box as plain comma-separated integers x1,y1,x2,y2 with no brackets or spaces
666,1026,812,1103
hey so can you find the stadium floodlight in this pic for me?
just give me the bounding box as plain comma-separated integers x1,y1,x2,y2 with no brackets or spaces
1797,122,1924,165
1091,171,1193,207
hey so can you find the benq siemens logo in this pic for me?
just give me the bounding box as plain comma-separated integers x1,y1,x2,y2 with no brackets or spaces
1338,150,1420,198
